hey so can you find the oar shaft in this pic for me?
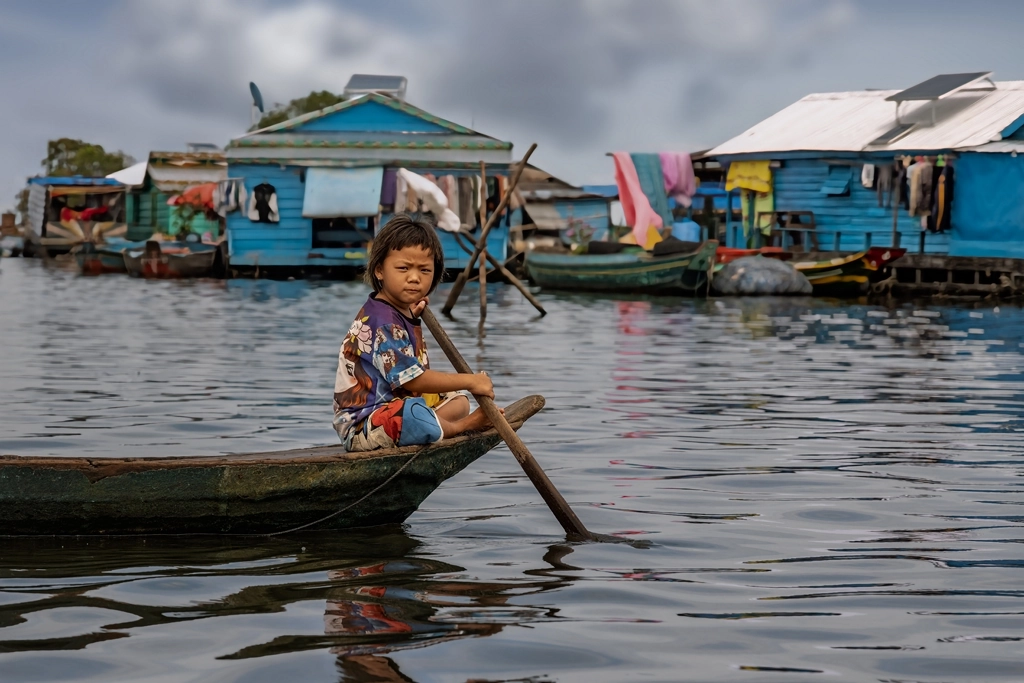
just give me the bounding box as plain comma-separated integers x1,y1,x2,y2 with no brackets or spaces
421,306,592,539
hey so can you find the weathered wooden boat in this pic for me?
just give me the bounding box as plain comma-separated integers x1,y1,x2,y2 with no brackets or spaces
524,240,718,294
74,241,147,275
792,246,906,296
0,395,544,536
123,240,220,279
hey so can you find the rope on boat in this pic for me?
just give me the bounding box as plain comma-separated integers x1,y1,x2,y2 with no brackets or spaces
263,449,424,536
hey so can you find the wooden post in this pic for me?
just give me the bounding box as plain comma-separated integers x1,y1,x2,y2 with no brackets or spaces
478,161,488,321
442,143,537,316
891,164,901,249
421,306,593,540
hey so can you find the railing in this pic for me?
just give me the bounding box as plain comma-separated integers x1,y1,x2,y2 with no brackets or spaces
728,225,936,254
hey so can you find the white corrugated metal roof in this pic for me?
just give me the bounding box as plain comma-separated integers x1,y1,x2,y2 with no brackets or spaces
709,81,1024,157
106,161,148,187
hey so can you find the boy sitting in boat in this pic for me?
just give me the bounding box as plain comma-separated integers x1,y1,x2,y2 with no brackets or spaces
333,214,497,451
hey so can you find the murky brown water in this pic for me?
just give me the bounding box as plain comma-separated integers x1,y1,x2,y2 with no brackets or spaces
2,257,1024,681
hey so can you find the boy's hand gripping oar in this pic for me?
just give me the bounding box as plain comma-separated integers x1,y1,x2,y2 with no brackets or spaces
421,306,594,541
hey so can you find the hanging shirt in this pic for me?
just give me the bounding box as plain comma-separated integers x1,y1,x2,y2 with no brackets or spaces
332,295,432,444
248,182,279,223
861,164,876,189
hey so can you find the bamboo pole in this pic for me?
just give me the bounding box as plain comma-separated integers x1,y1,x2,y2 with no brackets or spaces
478,160,488,321
442,143,537,315
421,306,592,540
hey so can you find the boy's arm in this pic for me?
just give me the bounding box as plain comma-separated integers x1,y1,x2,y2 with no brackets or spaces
404,369,494,398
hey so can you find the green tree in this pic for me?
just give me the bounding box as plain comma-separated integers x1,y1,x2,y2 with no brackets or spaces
15,187,29,223
42,138,134,177
252,90,345,130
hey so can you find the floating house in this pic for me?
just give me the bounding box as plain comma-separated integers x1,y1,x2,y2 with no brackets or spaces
108,149,227,241
22,176,127,255
224,77,515,273
517,165,610,248
708,72,1024,258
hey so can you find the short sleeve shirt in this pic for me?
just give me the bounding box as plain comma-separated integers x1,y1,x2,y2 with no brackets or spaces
333,295,430,439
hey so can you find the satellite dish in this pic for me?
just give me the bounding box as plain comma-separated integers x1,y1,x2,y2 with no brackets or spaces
249,82,265,113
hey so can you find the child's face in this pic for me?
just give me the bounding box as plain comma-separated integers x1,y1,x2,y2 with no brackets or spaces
374,245,435,311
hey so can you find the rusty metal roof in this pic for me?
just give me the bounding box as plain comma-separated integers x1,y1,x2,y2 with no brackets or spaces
145,151,227,191
709,80,1024,157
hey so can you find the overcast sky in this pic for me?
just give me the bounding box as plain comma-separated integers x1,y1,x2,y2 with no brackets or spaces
3,0,1024,211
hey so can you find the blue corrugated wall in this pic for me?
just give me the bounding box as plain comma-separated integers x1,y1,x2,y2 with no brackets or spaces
227,164,362,267
768,158,949,253
227,164,515,269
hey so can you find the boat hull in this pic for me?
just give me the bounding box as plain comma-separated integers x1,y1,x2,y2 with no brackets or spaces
75,243,129,275
525,240,717,293
124,241,220,279
792,247,906,296
0,395,544,535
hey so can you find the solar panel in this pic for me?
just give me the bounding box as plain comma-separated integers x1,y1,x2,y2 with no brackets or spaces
868,123,915,146
886,72,993,102
344,74,408,100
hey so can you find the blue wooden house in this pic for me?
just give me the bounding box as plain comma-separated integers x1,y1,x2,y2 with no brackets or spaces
708,72,1024,258
224,89,515,272
517,165,611,247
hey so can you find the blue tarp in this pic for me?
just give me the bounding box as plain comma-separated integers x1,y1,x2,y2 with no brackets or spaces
951,153,1024,257
302,167,383,218
28,176,123,186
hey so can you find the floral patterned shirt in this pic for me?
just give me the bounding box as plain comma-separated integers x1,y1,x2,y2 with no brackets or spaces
333,295,430,441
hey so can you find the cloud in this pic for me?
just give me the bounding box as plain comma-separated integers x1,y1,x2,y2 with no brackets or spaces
2,0,1024,208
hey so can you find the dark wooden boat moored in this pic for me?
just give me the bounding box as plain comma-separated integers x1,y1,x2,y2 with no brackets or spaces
123,240,220,279
524,240,718,294
0,395,545,536
792,246,906,296
74,241,146,275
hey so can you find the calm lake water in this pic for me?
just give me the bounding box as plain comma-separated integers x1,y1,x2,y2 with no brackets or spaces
2,257,1024,682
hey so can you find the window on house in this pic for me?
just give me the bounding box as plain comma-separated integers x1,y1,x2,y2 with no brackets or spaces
820,165,851,196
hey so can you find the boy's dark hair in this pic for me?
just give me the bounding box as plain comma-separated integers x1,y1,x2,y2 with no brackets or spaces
364,213,445,294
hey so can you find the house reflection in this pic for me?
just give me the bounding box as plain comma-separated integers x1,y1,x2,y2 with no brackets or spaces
324,558,567,682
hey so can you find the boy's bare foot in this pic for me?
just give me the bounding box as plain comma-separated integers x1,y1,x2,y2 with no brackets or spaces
462,406,504,432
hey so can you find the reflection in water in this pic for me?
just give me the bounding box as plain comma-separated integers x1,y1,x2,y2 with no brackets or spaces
2,260,1024,681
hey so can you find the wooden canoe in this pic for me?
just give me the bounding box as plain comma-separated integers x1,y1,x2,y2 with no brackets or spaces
524,240,718,294
792,247,906,296
123,240,220,279
74,241,146,275
0,395,545,536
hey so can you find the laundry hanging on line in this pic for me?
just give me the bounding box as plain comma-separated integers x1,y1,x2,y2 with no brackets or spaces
395,169,460,232
248,182,279,223
659,152,697,208
611,151,663,249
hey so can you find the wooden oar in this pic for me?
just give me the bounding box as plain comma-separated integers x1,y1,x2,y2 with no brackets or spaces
422,306,593,540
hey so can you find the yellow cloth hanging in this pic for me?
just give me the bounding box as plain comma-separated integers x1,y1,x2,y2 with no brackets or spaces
618,224,663,249
725,160,772,193
741,189,775,237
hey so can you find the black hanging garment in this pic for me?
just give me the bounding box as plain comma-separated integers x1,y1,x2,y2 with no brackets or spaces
248,182,279,223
